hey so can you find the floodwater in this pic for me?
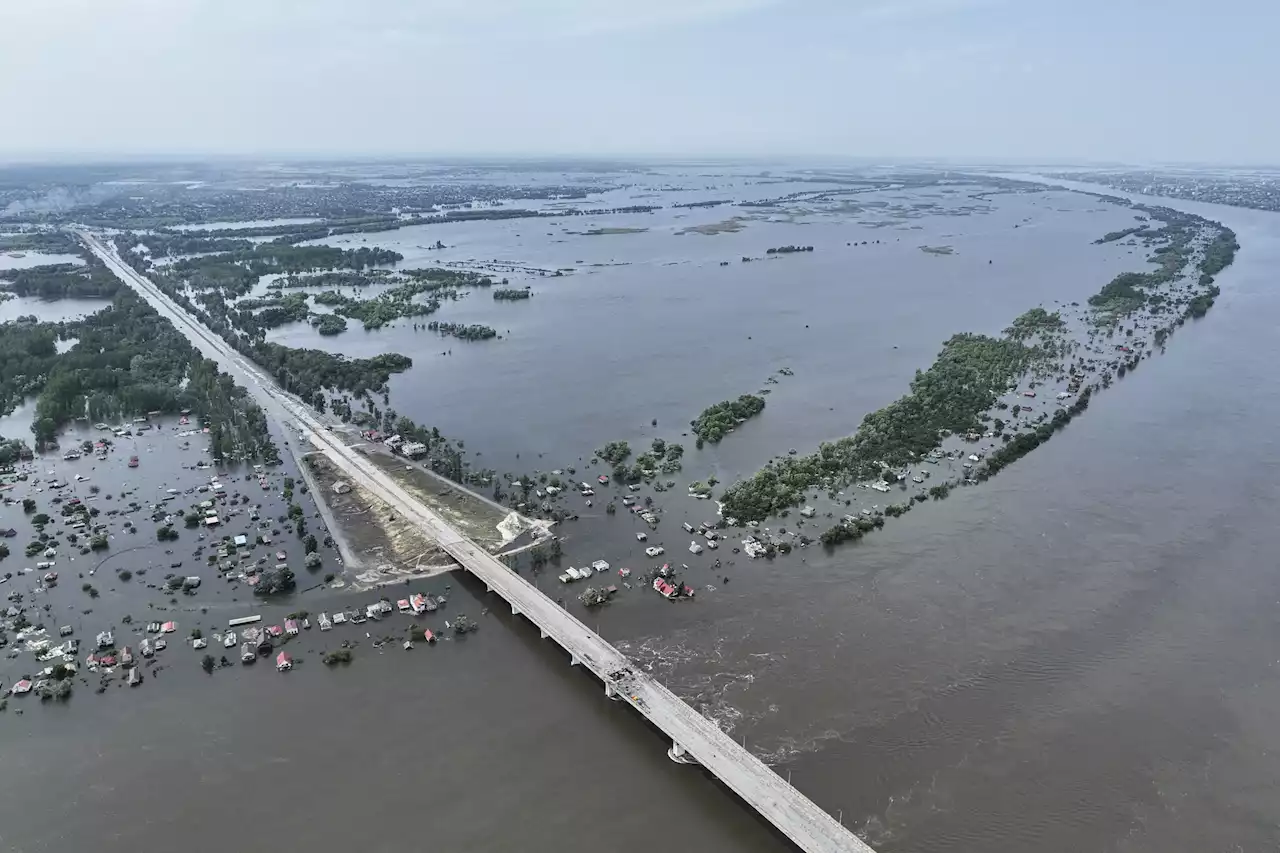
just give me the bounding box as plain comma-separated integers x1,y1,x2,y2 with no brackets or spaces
3,172,1280,853
0,295,110,324
0,252,85,273
271,179,1141,482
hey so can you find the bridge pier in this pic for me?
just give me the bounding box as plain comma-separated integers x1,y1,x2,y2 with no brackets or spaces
570,654,581,666
667,740,698,765
539,628,548,639
511,603,521,617
605,682,622,701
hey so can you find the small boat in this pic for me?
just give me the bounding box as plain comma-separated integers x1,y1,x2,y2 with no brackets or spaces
241,642,256,663
128,456,139,468
223,630,237,648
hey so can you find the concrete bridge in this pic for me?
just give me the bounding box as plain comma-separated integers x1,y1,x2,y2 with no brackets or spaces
80,231,876,853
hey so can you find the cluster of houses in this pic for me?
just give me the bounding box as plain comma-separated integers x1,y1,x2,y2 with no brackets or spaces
381,434,428,459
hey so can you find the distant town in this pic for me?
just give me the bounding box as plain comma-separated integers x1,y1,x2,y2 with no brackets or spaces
1048,168,1280,213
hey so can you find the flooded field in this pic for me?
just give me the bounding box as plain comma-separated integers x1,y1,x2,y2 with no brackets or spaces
2,169,1279,853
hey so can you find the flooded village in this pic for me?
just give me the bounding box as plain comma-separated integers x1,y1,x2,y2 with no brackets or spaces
3,160,1270,853
0,167,1236,719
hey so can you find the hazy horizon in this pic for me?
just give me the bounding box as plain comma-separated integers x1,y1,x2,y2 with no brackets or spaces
1,0,1277,165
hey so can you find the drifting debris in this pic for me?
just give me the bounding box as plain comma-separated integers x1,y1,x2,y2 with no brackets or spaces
578,586,618,608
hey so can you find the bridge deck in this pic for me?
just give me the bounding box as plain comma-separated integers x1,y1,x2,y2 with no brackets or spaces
83,231,874,853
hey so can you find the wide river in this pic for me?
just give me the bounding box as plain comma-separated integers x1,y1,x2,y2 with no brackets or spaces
2,174,1279,853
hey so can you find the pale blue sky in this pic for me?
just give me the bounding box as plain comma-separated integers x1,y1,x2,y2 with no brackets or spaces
0,0,1275,163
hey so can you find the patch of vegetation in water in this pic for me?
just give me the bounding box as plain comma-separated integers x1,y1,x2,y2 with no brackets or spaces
0,231,80,253
426,321,497,341
244,292,310,329
4,289,279,461
1004,307,1065,340
311,314,348,335
719,334,1040,520
109,232,416,401
275,270,397,289
1094,226,1150,244
1,252,121,299
317,280,442,331
572,227,649,236
726,201,1239,534
596,441,631,465
691,394,766,445
164,244,402,298
676,217,748,236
